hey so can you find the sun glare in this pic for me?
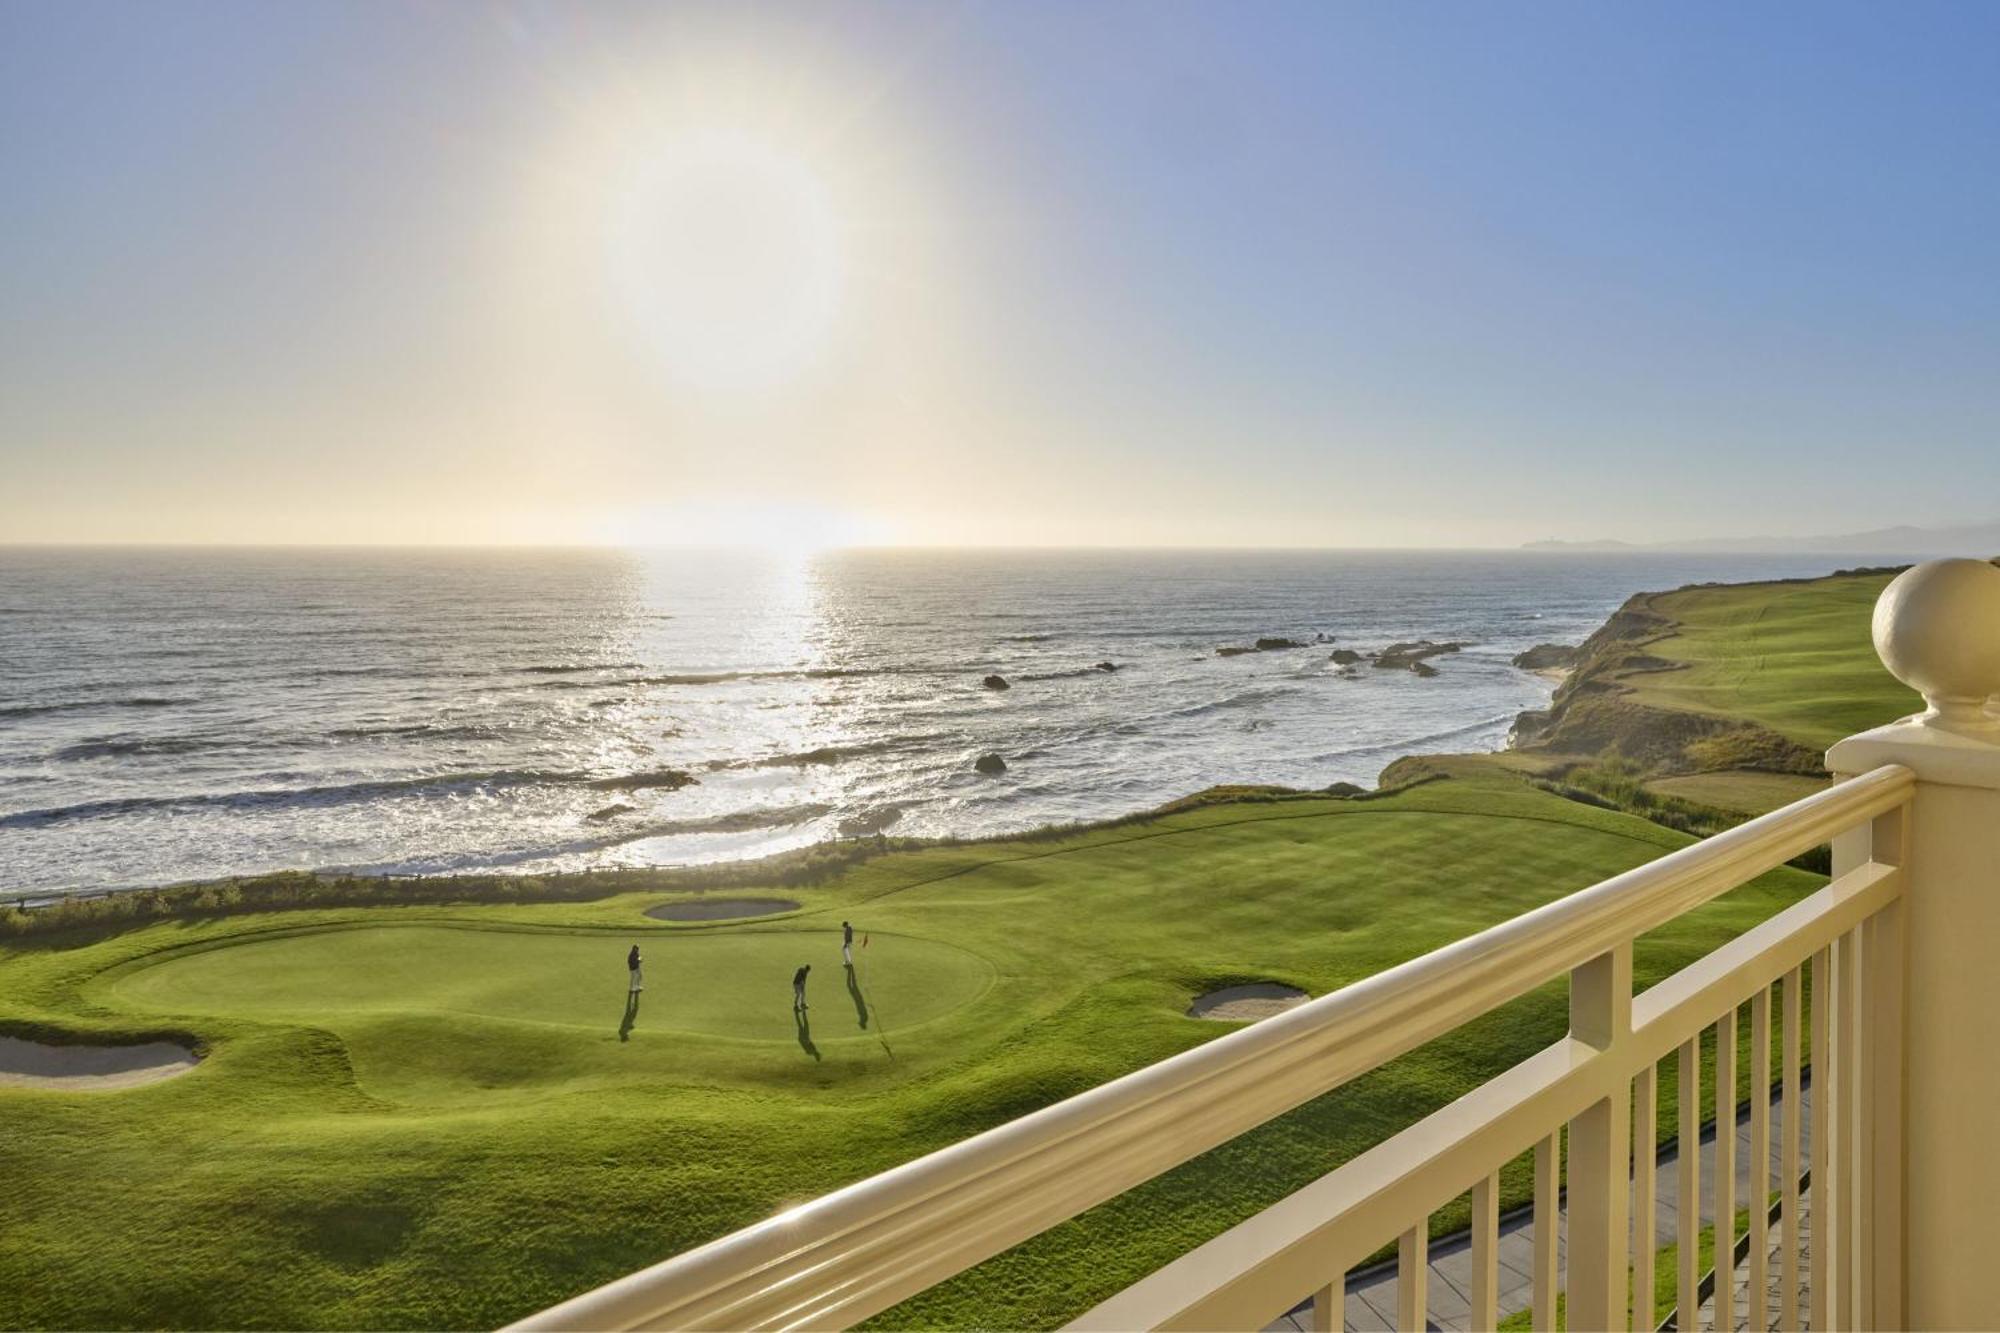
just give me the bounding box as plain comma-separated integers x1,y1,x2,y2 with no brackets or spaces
607,130,843,392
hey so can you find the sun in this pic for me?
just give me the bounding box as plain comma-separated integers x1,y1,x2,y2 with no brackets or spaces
607,130,843,392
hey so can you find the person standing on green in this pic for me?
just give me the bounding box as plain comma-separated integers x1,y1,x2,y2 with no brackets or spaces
792,963,811,1011
842,920,855,966
627,944,644,994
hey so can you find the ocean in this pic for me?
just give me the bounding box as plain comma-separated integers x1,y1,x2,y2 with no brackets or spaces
0,547,1895,894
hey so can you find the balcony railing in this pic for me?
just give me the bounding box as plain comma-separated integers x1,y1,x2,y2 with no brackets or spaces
512,558,2000,1332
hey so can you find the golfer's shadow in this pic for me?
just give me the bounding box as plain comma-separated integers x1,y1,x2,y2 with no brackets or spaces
619,992,640,1042
845,964,869,1029
794,1009,821,1062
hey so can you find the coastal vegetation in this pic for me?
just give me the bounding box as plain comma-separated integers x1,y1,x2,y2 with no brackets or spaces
0,566,1941,1330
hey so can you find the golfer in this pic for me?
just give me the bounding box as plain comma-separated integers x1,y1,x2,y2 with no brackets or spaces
627,944,644,994
842,920,854,966
792,963,811,1011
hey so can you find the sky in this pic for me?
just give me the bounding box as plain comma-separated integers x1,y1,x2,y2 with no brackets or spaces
4,0,2000,549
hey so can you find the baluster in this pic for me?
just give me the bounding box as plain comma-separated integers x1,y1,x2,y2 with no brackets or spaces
1861,896,1904,1331
1533,1131,1559,1333
1399,1222,1428,1333
1679,1035,1702,1331
1311,1281,1338,1333
1634,1064,1657,1332
1718,1005,1738,1328
1811,947,1831,1332
1782,966,1803,1333
1750,986,1772,1333
1471,1173,1499,1333
1836,929,1860,1331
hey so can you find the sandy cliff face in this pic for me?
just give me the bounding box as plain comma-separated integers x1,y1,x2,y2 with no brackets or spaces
1501,591,1823,776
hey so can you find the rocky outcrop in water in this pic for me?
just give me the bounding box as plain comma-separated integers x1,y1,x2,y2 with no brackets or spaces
1093,661,1118,672
1218,637,1309,657
1329,649,1363,666
982,675,1010,691
1372,640,1467,671
974,753,1008,775
1512,643,1580,672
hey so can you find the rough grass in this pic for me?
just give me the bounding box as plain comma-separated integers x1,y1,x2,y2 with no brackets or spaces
1645,770,1830,816
0,777,1821,1331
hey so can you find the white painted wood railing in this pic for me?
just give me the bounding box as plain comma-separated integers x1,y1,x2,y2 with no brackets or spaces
512,766,1912,1333
514,557,2000,1333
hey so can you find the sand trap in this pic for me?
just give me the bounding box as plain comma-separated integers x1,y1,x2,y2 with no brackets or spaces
1188,983,1310,1023
0,1036,198,1091
645,897,800,922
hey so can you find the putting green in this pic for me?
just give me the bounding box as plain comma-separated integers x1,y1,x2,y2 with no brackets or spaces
110,925,992,1044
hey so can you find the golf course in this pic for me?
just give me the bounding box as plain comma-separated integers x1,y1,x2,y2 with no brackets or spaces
0,568,1929,1330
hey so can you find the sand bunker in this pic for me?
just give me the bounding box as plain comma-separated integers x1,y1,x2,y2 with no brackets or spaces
645,897,800,922
0,1036,198,1091
1188,983,1311,1023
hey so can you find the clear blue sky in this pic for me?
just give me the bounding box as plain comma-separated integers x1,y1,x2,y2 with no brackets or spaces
5,0,1999,546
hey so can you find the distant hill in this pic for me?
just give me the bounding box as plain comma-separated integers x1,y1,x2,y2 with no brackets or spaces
1522,538,1640,551
1524,519,2000,556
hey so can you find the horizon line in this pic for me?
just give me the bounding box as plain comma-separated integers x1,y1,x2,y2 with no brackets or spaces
0,539,1954,555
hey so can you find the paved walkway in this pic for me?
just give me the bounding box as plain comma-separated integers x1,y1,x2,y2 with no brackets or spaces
1266,1082,1813,1332
1701,1186,1810,1332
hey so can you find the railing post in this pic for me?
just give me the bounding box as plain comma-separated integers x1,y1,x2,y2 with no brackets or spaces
1826,557,2000,1332
1565,943,1632,1333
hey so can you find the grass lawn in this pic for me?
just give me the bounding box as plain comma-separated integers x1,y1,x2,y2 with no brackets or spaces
1620,572,1917,751
0,772,1822,1331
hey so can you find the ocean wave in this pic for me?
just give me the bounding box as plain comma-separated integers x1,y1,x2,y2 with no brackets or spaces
583,769,698,792
718,739,918,770
0,696,193,721
326,722,514,742
515,662,644,675
1308,713,1518,764
517,665,926,691
0,768,581,830
1155,685,1296,723
348,802,833,875
51,736,235,761
635,802,832,836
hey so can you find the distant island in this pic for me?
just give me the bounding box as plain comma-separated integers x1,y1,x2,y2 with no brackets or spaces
1524,517,2000,556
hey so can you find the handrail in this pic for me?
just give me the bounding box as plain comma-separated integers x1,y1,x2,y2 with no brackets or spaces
510,764,1912,1332
1068,858,1902,1330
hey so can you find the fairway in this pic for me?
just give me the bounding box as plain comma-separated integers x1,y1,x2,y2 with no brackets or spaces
111,925,991,1047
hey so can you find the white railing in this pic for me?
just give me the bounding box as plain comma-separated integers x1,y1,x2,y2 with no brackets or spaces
512,767,1912,1333
513,557,2000,1332
1077,766,1906,1333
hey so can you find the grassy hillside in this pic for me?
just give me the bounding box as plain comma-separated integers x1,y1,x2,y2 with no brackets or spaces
1625,574,1917,750
1,776,1817,1330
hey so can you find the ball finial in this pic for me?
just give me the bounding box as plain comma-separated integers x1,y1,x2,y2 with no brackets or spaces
1872,558,2000,737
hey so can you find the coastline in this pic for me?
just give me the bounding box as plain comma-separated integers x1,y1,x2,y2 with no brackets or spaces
2,565,1874,932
